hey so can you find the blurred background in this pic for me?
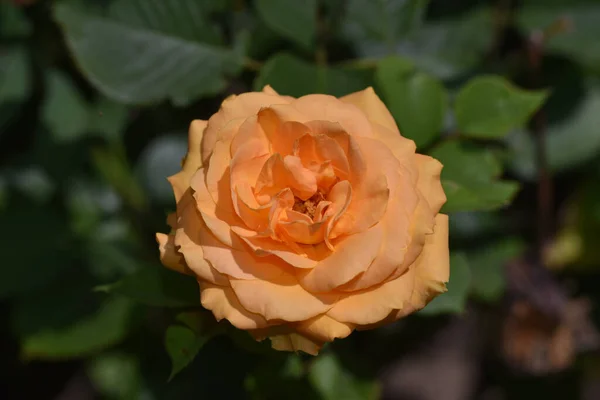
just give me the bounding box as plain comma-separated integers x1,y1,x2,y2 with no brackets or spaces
2,0,600,399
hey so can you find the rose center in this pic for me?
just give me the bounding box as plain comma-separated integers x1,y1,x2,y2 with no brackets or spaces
292,191,326,219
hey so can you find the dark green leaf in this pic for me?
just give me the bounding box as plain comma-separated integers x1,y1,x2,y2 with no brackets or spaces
345,7,493,79
0,46,31,103
0,1,32,37
255,0,316,49
88,97,129,142
455,76,548,139
309,353,379,400
165,325,208,380
431,140,520,213
43,70,91,142
467,239,525,302
376,56,447,148
419,253,471,315
105,263,200,308
54,0,242,105
21,296,135,360
254,53,372,97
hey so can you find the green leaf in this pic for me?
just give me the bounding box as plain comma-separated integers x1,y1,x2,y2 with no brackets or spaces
431,140,520,213
254,53,372,97
467,239,525,302
0,1,32,37
43,70,91,142
54,0,242,105
344,0,430,46
455,76,548,139
518,3,600,71
105,263,200,308
345,7,493,79
165,325,208,380
255,0,316,49
0,46,31,103
21,296,135,360
375,56,447,148
87,352,142,400
508,87,600,179
309,353,379,400
419,253,471,315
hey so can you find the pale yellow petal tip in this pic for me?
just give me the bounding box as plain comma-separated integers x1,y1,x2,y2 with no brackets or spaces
270,333,322,356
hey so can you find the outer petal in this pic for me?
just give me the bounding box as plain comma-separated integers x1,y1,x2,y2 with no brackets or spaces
296,314,354,343
156,232,191,275
415,154,446,214
200,282,271,330
168,119,207,202
340,87,399,135
229,275,339,322
269,333,322,356
326,214,449,325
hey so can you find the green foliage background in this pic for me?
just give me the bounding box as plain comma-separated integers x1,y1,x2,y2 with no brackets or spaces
1,0,600,399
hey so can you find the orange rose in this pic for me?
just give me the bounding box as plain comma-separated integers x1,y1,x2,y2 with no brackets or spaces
156,86,449,355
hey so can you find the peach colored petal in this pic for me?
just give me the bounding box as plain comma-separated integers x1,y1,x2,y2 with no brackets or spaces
294,129,350,180
190,168,245,250
199,282,271,330
371,121,417,164
258,107,311,156
255,154,317,201
269,333,322,355
229,275,339,321
326,214,449,326
202,92,292,163
415,154,446,214
232,182,271,232
292,94,374,138
340,87,399,135
329,137,390,238
156,232,192,275
297,314,354,343
278,211,327,244
297,223,384,293
173,191,229,286
262,85,295,102
198,216,293,281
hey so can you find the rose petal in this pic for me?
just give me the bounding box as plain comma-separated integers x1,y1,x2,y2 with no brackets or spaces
156,232,191,275
258,107,311,155
415,154,446,214
229,274,339,321
200,282,272,330
292,94,374,138
269,333,322,355
202,92,292,163
326,214,449,325
297,223,384,293
297,314,354,343
255,154,317,201
340,87,399,135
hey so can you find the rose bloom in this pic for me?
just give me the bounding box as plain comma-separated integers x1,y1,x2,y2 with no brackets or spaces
157,86,449,355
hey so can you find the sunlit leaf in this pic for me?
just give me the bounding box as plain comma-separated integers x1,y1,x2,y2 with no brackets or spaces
431,140,520,213
87,352,142,400
455,76,548,139
376,56,447,148
54,0,242,105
